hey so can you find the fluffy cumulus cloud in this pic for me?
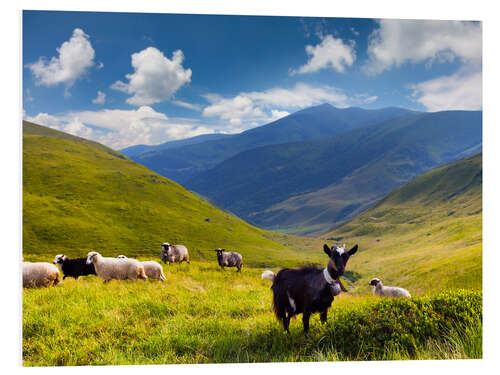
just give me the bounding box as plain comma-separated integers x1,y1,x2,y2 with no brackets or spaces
410,70,482,112
291,35,356,75
364,20,482,75
92,91,106,104
202,83,349,128
111,47,192,106
27,28,95,88
24,106,219,150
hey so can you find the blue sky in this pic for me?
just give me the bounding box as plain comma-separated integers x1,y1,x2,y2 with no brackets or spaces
22,11,482,149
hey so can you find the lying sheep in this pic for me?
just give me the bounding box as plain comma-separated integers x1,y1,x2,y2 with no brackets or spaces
214,248,243,271
86,251,147,282
53,254,96,280
117,255,166,281
369,278,411,297
161,243,190,264
23,261,61,288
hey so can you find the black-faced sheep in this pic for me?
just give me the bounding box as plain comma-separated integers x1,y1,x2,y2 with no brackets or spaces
53,254,96,279
86,251,147,282
161,243,190,264
23,261,61,288
262,243,358,333
214,248,243,271
369,278,411,297
117,255,166,281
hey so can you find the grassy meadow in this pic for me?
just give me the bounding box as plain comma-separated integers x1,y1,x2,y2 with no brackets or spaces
22,122,483,365
23,261,482,366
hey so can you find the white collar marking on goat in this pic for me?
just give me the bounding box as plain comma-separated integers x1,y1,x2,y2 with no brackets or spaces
286,291,296,313
323,268,336,285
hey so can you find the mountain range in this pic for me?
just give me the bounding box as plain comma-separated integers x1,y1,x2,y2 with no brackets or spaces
122,105,481,235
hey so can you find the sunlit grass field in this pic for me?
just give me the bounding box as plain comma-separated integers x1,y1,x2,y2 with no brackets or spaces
23,261,481,366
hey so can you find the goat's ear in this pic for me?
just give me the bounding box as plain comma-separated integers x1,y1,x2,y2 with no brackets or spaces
348,244,358,256
323,244,332,257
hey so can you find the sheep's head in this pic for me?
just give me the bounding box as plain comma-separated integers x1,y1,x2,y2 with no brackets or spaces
86,251,99,265
53,254,66,265
369,278,381,286
161,243,171,263
323,243,358,279
214,248,224,257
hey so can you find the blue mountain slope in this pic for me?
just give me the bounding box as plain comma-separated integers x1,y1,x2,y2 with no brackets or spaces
128,104,418,183
185,110,482,235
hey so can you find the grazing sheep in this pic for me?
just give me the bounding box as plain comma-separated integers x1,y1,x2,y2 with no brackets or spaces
53,254,96,280
86,251,147,282
262,243,358,333
369,278,411,297
23,261,61,288
214,248,243,271
117,255,166,281
161,243,190,264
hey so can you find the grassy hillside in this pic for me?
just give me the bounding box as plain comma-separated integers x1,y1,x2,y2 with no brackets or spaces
322,153,482,294
131,104,416,183
23,262,482,365
186,110,482,235
22,121,321,267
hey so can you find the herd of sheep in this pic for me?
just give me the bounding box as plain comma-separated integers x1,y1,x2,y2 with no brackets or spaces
22,242,410,299
22,243,243,287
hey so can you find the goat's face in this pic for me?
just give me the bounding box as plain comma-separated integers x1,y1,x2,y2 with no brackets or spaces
369,278,381,286
86,251,98,265
323,243,358,277
53,254,66,265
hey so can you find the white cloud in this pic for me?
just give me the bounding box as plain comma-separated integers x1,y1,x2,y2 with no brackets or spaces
172,100,202,111
409,70,482,112
27,28,95,87
363,95,378,104
269,109,290,122
92,91,106,104
24,106,221,150
291,35,356,75
111,47,192,106
202,83,349,127
364,20,482,75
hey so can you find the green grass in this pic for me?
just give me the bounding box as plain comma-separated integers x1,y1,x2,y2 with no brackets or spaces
22,262,482,365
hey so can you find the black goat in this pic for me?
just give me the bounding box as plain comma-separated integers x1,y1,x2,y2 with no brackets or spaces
53,254,96,279
262,243,358,333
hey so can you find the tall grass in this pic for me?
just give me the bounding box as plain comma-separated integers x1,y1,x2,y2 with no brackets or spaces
23,261,482,366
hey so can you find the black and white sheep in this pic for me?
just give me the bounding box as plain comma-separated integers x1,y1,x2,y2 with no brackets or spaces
86,251,147,282
214,248,243,271
117,255,166,281
161,243,190,264
23,261,61,288
53,254,96,280
369,278,411,297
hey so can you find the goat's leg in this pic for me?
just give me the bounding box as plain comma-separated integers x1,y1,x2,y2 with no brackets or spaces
302,311,311,334
283,313,291,333
320,310,328,324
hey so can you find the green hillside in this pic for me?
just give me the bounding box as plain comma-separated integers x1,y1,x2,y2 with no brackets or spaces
22,121,320,266
323,153,482,294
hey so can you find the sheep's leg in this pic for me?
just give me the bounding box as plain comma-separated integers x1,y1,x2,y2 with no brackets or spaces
320,310,328,324
302,311,311,334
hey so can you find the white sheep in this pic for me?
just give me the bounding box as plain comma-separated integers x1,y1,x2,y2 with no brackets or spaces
117,255,166,281
86,251,147,282
23,261,61,288
369,278,411,297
